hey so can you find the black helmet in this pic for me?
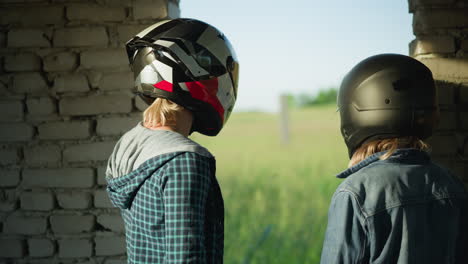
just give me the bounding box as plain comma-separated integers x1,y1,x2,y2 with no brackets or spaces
338,54,439,157
126,18,239,136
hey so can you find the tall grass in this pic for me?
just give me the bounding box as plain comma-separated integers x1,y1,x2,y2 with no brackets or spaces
191,104,349,264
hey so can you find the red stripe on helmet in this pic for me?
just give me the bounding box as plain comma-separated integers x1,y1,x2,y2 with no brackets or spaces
184,78,225,121
153,80,173,92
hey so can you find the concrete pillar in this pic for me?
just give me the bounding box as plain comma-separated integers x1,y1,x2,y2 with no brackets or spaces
0,0,179,262
408,0,468,187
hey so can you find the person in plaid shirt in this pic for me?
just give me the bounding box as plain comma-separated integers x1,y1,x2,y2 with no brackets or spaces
106,19,239,264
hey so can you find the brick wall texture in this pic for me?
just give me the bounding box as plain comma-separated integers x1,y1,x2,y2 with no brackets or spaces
0,0,179,263
408,0,468,188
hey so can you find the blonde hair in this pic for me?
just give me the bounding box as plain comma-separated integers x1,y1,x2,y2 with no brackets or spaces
143,98,184,127
348,136,430,168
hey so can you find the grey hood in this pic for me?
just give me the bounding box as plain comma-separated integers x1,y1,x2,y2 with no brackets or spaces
106,122,212,179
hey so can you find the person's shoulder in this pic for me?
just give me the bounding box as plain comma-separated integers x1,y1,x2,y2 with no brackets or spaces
167,151,215,166
176,137,214,159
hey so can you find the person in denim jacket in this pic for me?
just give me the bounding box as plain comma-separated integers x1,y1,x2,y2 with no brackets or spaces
320,54,468,264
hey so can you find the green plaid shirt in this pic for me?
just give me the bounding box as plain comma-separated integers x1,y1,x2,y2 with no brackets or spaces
107,152,224,264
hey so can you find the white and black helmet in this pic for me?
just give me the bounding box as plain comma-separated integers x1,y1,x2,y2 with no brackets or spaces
126,18,239,136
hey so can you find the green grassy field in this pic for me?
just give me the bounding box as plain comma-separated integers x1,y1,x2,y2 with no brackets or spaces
191,104,349,264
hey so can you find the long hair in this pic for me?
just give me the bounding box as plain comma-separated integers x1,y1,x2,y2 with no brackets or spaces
348,136,430,168
143,98,184,128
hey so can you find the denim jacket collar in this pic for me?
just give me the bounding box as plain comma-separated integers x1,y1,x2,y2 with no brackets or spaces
336,148,431,179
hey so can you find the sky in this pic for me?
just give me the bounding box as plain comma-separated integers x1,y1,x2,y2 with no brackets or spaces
180,0,414,112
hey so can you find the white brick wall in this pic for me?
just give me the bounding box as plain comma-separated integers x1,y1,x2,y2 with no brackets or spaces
8,29,51,48
0,0,179,262
58,239,93,258
53,27,109,47
59,94,133,116
409,0,468,187
53,74,90,92
4,53,42,72
50,214,95,234
43,52,78,72
0,238,25,258
22,168,95,188
28,238,55,257
3,214,48,235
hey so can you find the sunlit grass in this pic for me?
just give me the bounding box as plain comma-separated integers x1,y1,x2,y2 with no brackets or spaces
191,104,348,264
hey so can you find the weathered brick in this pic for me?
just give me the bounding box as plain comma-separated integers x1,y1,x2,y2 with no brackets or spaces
96,0,133,7
13,72,49,94
410,0,455,10
135,95,148,111
104,259,127,264
409,36,455,56
435,81,454,105
58,239,93,258
64,141,116,163
0,31,6,48
53,74,90,92
44,52,78,72
97,214,125,232
50,214,95,234
426,134,458,156
20,191,55,211
461,111,468,130
0,0,44,2
0,100,23,121
0,6,63,26
26,97,56,116
436,110,456,131
22,168,94,188
95,235,126,256
60,94,132,116
56,191,91,209
24,145,61,167
94,189,114,208
99,71,133,91
8,29,51,48
167,1,180,19
460,84,468,104
4,214,47,235
67,4,126,21
117,24,148,43
413,9,468,32
452,162,466,182
4,53,42,72
38,120,91,140
0,238,25,258
28,238,55,257
133,0,168,19
462,40,468,51
0,147,19,165
54,27,108,47
0,189,18,212
418,58,468,82
97,116,139,136
0,123,34,142
97,166,107,186
81,49,129,69
0,169,20,187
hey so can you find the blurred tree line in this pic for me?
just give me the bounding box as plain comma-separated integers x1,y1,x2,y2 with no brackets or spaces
285,87,337,108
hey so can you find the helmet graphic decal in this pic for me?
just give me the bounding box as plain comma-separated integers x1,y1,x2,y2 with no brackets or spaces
216,73,236,121
127,18,239,136
153,80,173,92
183,78,224,121
154,39,209,77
